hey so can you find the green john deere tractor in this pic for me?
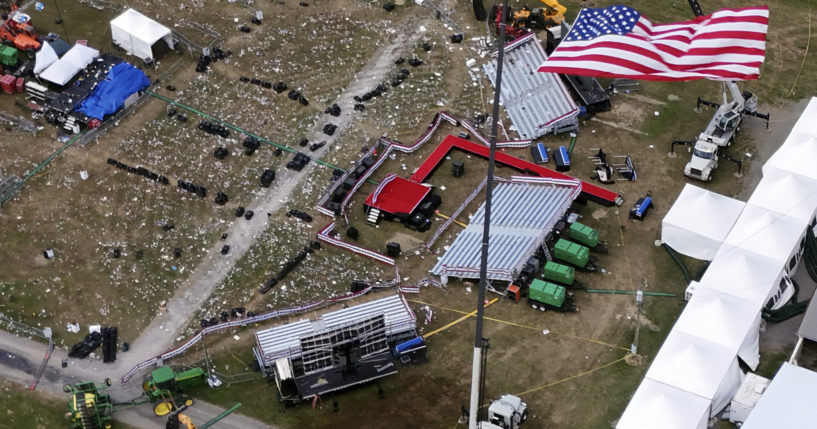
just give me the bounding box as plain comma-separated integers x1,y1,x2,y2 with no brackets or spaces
142,366,206,416
64,379,114,429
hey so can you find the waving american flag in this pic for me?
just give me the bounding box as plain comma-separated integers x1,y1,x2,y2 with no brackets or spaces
538,5,769,81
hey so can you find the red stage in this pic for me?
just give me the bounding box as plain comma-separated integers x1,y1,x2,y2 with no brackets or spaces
365,174,432,215
409,135,621,206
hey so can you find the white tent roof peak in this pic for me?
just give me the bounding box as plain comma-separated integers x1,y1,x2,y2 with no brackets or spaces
661,184,745,260
721,204,807,265
675,284,762,369
763,132,817,182
748,168,817,223
699,247,784,305
645,330,740,402
617,379,709,429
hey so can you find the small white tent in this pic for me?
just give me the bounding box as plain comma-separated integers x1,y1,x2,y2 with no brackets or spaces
39,44,99,86
617,379,710,429
33,41,58,75
645,330,744,416
110,9,174,61
662,184,745,260
675,284,762,369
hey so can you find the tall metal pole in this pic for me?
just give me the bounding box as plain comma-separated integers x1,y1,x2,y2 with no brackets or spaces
631,285,644,355
468,1,508,426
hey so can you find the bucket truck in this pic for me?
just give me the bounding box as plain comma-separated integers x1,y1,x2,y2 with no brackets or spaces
672,82,767,182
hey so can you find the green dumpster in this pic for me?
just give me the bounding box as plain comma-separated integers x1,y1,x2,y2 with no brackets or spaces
569,222,599,248
543,261,575,285
553,239,589,267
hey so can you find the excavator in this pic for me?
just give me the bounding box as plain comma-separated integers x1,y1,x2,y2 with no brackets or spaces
487,0,566,40
0,4,40,51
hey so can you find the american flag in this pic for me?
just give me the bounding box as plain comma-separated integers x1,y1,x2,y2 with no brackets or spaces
538,5,769,81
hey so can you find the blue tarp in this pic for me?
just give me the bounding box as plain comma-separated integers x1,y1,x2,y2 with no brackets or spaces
77,62,150,120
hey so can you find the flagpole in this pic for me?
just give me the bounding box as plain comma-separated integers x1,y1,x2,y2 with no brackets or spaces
467,0,508,425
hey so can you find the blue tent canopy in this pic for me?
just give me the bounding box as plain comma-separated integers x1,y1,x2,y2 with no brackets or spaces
77,62,150,120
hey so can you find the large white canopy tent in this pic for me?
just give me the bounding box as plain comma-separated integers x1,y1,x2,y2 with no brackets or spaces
661,184,745,260
110,9,174,61
645,330,744,416
741,363,817,429
38,44,99,86
674,284,763,369
719,204,807,270
617,379,710,429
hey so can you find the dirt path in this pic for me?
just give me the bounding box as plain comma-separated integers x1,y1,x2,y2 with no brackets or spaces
0,329,275,428
120,21,427,379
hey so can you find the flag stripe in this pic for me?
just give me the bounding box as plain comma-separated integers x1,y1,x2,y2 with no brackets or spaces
542,65,758,82
541,52,762,75
553,40,765,67
539,5,768,81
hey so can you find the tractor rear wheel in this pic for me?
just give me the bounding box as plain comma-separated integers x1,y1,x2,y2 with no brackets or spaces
154,401,173,416
521,409,528,422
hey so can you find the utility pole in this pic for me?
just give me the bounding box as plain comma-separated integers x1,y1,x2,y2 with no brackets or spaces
631,283,644,355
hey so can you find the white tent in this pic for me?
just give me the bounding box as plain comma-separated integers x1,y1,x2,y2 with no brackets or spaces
617,379,710,429
661,184,745,260
742,363,817,429
720,204,807,269
791,96,817,137
763,132,817,182
110,9,174,61
33,41,58,75
748,168,817,225
645,330,744,416
675,284,763,369
39,44,99,86
698,247,785,308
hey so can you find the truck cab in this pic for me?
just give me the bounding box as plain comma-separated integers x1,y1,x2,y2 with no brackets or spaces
480,394,528,429
683,140,719,181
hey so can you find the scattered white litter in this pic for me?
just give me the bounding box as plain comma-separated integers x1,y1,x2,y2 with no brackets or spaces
465,58,476,67
654,111,660,116
233,335,240,341
80,171,88,180
542,329,550,335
